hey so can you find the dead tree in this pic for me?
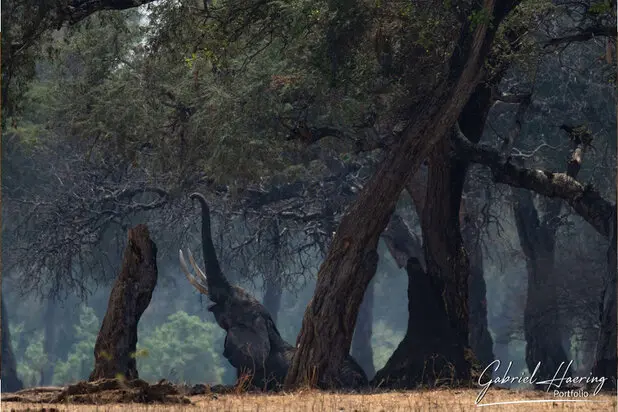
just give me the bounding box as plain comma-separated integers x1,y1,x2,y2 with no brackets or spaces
89,224,158,381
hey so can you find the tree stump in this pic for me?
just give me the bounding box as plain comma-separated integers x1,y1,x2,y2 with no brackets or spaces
89,224,158,381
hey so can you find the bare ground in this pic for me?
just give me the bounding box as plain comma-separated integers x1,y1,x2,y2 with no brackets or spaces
2,384,616,412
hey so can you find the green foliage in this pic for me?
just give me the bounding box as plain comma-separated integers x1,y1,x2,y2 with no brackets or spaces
588,0,612,15
468,8,493,32
371,319,405,371
24,0,463,191
137,311,226,384
10,323,48,387
52,306,100,385
13,304,226,386
486,0,554,82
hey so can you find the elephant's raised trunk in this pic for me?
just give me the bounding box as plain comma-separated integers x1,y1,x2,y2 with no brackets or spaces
190,192,231,303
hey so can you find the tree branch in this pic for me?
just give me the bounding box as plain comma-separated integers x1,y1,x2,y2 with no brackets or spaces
58,0,157,27
452,126,615,239
545,25,617,47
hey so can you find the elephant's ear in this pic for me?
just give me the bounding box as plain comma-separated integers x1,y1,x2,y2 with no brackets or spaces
223,316,270,370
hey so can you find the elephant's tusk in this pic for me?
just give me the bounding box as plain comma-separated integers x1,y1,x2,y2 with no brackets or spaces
188,249,210,286
179,249,209,295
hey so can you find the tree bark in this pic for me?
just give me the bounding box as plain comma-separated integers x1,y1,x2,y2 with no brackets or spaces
421,136,472,371
376,202,470,387
513,187,571,381
373,257,470,387
351,279,375,379
285,0,519,388
1,295,23,392
382,213,424,270
592,37,618,389
378,26,513,383
89,224,158,381
378,176,495,385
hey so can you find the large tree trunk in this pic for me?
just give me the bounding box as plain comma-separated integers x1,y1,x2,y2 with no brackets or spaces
377,72,500,387
89,224,158,381
420,137,472,377
591,39,618,389
351,279,375,379
377,35,510,384
373,257,469,387
513,134,591,382
375,136,483,387
1,296,23,392
591,212,617,390
375,198,469,387
513,188,571,381
285,0,518,388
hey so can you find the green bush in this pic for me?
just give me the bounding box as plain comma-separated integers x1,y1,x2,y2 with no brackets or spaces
10,323,48,388
52,306,99,385
372,319,405,371
137,311,226,384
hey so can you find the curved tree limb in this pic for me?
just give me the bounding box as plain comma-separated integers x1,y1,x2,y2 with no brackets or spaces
544,25,617,48
452,126,615,239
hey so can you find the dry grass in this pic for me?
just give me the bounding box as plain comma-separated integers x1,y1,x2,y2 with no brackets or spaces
3,388,616,412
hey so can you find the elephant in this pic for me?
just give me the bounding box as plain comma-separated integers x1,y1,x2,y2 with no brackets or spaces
179,192,368,390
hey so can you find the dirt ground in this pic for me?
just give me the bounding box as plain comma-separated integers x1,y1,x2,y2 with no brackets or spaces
2,387,616,412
